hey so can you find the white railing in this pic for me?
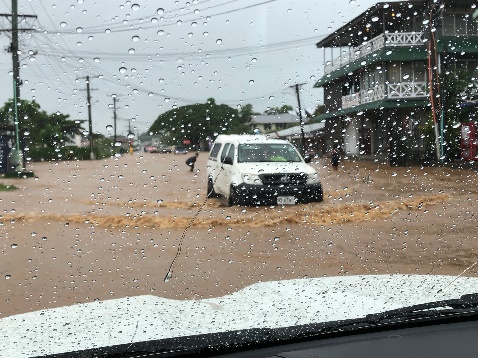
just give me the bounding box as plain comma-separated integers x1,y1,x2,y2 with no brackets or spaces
385,32,424,47
360,85,386,103
324,32,425,74
342,93,361,109
388,82,428,98
340,82,428,109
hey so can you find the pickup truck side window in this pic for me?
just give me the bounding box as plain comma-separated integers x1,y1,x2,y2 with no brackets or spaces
209,143,222,159
226,144,235,163
220,143,231,163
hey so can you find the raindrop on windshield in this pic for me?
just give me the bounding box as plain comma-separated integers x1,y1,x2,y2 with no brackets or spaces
132,35,140,42
157,8,164,15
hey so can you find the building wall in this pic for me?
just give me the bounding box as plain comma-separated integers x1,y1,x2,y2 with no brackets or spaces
344,118,359,156
324,82,342,113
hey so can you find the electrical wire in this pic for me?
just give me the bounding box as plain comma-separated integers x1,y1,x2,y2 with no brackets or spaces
55,0,236,33
41,0,279,35
37,34,325,63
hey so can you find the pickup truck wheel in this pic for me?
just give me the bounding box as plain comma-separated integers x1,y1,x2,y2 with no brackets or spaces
228,185,239,206
207,178,218,198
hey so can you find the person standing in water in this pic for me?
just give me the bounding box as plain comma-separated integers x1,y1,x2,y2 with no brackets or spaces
186,152,199,171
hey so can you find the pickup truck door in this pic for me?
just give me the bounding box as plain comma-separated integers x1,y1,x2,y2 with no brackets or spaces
215,144,235,195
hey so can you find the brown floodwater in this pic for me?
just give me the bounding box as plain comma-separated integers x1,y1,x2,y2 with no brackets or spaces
0,153,477,318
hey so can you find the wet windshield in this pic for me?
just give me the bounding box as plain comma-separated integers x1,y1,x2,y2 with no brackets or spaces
238,143,302,162
1,0,478,356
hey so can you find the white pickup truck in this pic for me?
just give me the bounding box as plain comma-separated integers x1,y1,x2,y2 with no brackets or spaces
206,134,323,206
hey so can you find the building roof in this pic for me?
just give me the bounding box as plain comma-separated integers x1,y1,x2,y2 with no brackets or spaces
315,0,476,49
269,122,325,138
314,46,427,87
249,113,302,125
315,1,427,48
314,99,429,121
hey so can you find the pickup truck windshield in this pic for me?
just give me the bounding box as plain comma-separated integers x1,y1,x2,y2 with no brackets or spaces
237,143,302,163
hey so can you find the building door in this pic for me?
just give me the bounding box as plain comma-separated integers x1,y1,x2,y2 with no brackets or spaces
360,128,372,155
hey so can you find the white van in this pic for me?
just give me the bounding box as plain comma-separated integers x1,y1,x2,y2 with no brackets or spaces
206,135,323,206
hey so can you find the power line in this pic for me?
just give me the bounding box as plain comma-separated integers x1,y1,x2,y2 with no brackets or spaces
40,0,279,35
37,34,325,62
50,0,231,33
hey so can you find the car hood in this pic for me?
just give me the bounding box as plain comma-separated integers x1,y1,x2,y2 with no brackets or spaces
2,274,478,357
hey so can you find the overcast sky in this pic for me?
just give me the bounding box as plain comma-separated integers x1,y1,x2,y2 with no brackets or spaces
0,0,390,137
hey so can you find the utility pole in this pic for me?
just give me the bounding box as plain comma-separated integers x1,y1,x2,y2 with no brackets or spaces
107,94,122,147
1,7,37,102
86,76,94,159
77,76,98,160
11,0,19,105
1,2,37,171
290,83,307,155
427,0,443,162
112,95,118,145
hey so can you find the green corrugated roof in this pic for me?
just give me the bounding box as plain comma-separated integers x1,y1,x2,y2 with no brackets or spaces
313,99,429,122
314,36,478,88
437,37,478,54
314,47,428,88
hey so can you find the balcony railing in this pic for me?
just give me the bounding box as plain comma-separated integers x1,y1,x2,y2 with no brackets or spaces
324,32,425,75
388,82,427,98
361,85,386,104
341,82,428,109
342,93,361,109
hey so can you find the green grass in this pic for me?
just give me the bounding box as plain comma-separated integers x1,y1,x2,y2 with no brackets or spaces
0,183,18,191
3,171,35,179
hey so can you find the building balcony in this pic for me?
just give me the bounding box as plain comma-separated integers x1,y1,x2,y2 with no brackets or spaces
324,32,425,75
341,82,428,109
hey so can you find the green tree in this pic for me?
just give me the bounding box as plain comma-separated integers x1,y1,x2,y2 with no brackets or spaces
422,70,478,161
148,99,254,148
0,99,84,149
264,104,294,115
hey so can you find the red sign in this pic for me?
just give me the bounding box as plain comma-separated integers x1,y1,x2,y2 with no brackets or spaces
182,139,191,145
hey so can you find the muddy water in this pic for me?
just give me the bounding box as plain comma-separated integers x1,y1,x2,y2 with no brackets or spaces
0,153,477,318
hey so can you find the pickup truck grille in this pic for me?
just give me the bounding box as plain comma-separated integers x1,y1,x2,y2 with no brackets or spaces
259,173,307,185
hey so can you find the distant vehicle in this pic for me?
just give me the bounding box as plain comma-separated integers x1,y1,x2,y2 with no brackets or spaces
173,146,188,154
159,145,172,153
147,145,159,153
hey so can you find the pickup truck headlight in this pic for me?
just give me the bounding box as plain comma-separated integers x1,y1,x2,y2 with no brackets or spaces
306,172,320,184
242,174,263,185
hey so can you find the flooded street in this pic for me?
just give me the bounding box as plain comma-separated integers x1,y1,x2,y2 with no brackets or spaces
0,153,477,318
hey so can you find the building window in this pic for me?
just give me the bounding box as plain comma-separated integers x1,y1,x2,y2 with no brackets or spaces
442,12,477,36
276,123,287,130
264,123,272,131
387,61,427,83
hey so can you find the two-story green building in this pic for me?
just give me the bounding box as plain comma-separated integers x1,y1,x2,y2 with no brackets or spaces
314,0,478,164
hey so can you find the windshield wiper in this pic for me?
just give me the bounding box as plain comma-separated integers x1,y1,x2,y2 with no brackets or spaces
364,293,478,324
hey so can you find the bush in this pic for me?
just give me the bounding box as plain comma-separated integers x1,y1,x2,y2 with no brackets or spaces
27,140,114,162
